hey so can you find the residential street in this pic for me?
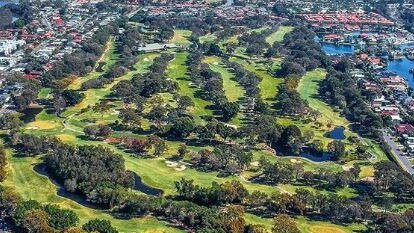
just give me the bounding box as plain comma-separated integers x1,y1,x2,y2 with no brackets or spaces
382,130,414,175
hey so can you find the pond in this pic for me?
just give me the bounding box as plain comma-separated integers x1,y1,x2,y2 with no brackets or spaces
131,172,163,196
327,126,346,140
300,150,332,162
34,163,163,209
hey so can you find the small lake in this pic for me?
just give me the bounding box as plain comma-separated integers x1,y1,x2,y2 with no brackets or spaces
327,126,346,140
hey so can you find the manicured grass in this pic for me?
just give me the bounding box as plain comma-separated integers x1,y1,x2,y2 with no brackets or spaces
298,69,349,128
170,30,192,46
3,149,183,233
67,37,118,90
63,53,158,117
230,57,283,105
38,88,52,99
199,34,217,43
265,26,294,45
203,56,245,102
296,69,387,160
167,52,213,123
245,214,366,233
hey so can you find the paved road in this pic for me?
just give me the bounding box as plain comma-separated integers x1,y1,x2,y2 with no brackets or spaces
382,130,414,175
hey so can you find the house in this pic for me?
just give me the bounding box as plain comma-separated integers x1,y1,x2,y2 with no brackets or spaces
395,124,414,135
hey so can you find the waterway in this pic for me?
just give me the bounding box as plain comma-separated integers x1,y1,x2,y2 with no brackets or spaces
321,42,414,89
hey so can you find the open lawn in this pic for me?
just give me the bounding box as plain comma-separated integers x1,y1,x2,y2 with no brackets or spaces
230,57,283,105
3,148,183,233
167,52,213,123
170,30,192,46
244,214,366,233
265,26,294,45
203,56,245,102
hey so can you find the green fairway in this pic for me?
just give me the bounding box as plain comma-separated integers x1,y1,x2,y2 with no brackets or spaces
170,29,192,46
265,26,294,45
199,34,217,43
203,56,245,102
245,214,366,233
296,69,386,161
167,52,213,123
298,69,349,128
231,57,283,105
3,149,183,233
67,37,118,90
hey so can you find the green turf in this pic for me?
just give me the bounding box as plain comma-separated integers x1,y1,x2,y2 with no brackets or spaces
3,149,183,233
170,29,192,46
166,52,213,123
230,57,283,105
265,26,294,45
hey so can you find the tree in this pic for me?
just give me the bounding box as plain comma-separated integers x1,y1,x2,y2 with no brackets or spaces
219,205,245,233
43,204,79,230
178,96,194,111
62,90,85,106
221,102,240,122
327,140,345,160
119,108,142,130
53,94,67,115
22,209,54,233
169,117,195,138
82,219,118,233
148,135,167,157
83,125,112,140
173,144,188,160
0,113,23,130
272,214,300,233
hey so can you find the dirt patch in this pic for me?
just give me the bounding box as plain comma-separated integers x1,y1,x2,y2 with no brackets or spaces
310,226,347,233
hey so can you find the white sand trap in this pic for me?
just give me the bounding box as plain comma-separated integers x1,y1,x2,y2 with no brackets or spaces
143,58,149,61
165,161,178,167
250,161,259,166
290,159,302,164
213,62,219,65
175,165,186,171
342,165,353,171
